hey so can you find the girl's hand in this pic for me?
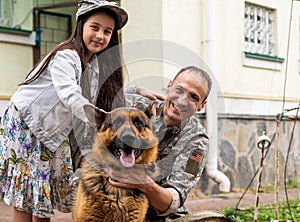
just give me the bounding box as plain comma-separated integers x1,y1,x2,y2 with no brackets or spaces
136,86,166,101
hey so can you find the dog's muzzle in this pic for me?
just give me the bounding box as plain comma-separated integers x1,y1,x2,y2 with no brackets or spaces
117,129,141,148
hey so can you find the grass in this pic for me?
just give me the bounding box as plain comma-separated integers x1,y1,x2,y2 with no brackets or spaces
222,179,300,221
222,194,300,221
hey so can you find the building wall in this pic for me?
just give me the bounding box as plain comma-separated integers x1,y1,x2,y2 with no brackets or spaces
122,0,300,113
1,0,298,112
121,0,166,94
192,116,300,195
214,0,300,115
0,42,33,95
0,40,34,114
0,0,34,114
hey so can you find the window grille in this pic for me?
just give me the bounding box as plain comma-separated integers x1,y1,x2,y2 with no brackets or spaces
244,3,275,56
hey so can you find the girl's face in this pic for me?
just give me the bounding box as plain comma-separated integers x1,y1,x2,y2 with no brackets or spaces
83,11,115,58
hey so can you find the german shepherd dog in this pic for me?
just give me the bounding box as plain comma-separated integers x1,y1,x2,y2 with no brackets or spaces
73,103,159,222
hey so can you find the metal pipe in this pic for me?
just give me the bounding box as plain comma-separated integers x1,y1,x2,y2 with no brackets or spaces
205,0,230,192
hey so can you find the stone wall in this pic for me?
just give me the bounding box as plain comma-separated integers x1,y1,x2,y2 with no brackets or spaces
195,115,300,195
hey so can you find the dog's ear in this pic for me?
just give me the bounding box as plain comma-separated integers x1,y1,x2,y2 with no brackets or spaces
144,102,156,122
84,104,107,129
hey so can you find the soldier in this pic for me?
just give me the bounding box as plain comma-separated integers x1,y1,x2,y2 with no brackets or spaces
109,66,213,221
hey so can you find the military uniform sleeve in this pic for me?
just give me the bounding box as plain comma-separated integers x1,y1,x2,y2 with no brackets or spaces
125,93,152,110
124,85,137,94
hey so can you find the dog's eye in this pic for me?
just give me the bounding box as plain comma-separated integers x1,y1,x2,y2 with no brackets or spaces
133,118,145,129
112,117,124,127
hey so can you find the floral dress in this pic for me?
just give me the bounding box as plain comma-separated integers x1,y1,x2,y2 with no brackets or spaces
0,103,74,218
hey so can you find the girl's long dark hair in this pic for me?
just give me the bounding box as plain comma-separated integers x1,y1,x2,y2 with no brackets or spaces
21,8,125,111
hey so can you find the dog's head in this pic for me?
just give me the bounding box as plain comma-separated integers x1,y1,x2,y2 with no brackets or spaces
84,103,158,167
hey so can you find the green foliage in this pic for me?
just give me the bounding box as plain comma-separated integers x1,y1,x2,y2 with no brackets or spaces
222,197,300,222
286,178,298,189
257,183,275,193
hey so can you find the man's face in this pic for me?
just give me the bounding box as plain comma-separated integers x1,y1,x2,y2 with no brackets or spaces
163,70,208,126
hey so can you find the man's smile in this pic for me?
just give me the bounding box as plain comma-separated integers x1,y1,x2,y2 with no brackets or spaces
170,101,186,113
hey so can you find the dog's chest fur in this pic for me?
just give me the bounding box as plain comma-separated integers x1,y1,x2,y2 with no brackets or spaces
76,164,149,222
73,104,158,222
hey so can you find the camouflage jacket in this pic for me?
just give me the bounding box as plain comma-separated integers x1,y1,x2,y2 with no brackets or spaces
125,94,209,221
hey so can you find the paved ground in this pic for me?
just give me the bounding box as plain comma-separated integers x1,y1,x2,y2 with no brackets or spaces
0,188,299,221
186,188,300,212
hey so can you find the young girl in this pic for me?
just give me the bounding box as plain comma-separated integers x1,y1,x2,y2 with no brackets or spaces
0,1,128,221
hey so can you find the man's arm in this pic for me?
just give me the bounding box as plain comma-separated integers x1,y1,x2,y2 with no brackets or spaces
124,85,166,100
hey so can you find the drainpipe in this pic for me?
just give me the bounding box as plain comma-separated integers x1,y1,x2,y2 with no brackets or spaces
205,0,230,192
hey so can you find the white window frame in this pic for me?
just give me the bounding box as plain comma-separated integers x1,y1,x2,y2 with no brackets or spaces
244,3,284,70
244,3,275,56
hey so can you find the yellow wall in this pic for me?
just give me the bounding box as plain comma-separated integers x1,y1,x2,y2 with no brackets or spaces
122,0,207,94
121,0,165,94
0,42,33,96
0,0,34,100
122,0,162,41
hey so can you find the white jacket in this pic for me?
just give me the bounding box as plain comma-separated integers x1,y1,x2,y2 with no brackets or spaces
11,49,99,151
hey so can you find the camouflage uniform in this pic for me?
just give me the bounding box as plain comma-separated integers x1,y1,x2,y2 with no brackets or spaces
125,94,209,222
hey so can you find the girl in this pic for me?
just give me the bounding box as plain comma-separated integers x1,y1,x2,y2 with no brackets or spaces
0,1,128,221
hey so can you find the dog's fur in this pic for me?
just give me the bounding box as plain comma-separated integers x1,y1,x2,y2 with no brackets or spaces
73,103,158,222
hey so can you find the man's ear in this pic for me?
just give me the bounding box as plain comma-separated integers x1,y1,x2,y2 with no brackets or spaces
197,100,207,112
83,104,107,129
166,80,173,93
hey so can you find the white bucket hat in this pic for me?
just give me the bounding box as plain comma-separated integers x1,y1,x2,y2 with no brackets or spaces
76,0,128,30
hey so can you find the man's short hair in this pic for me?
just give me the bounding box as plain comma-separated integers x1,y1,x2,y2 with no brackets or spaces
173,66,212,100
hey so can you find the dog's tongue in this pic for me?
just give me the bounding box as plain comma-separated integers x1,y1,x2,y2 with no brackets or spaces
120,150,135,168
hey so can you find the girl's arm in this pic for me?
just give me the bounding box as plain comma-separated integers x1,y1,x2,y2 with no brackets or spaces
50,49,90,122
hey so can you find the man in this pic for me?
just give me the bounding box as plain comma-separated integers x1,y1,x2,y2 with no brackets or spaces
108,66,212,221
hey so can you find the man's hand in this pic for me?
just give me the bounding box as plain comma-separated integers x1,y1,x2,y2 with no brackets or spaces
105,162,173,213
106,164,155,190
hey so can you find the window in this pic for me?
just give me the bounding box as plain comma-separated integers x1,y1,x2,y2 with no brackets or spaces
243,3,283,70
244,3,275,56
0,0,35,46
0,0,15,28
